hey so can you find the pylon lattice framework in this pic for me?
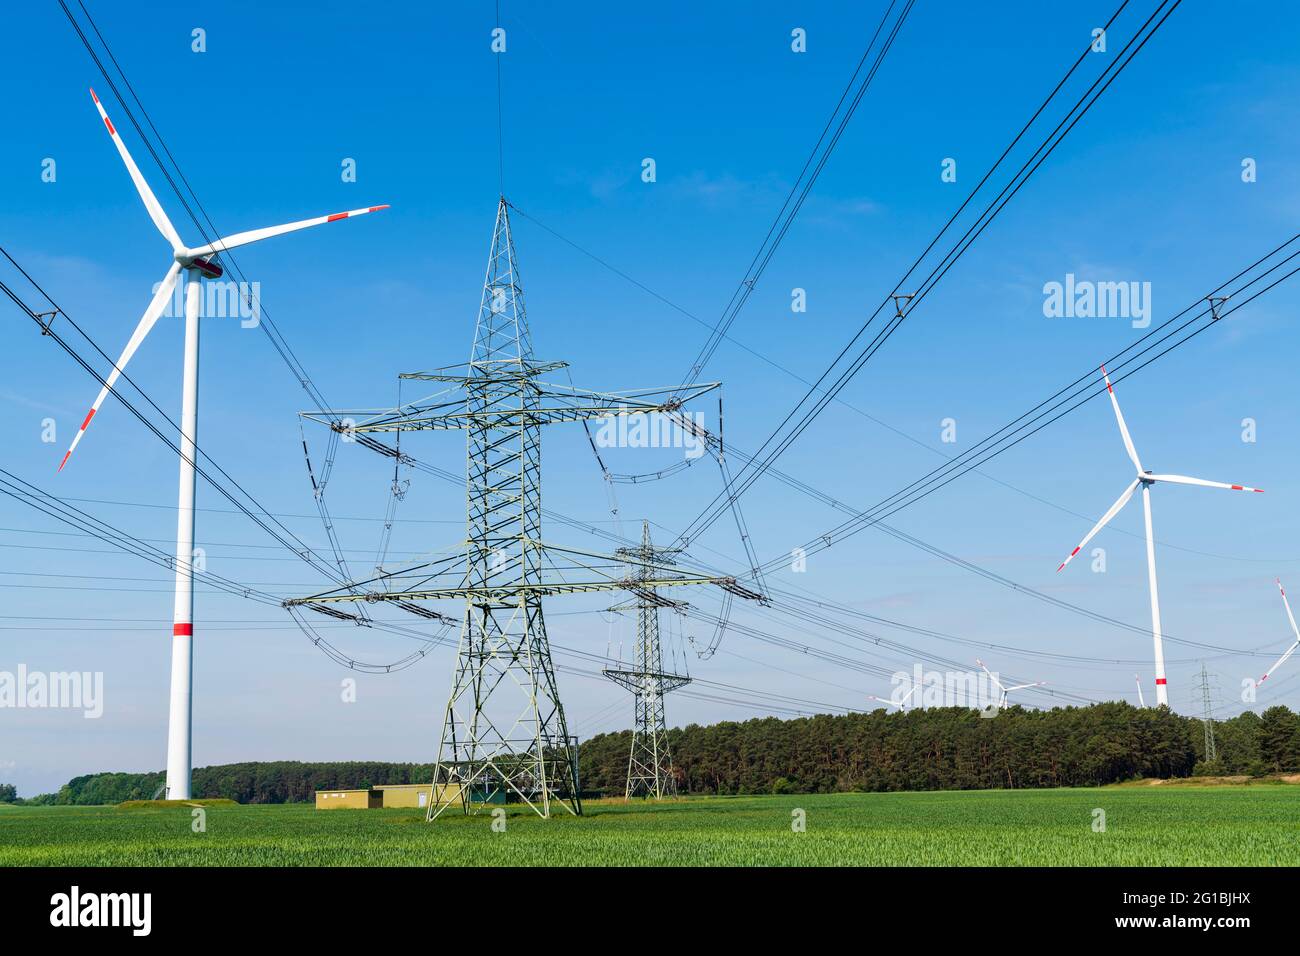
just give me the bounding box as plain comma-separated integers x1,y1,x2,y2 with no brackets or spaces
287,198,753,819
604,521,692,799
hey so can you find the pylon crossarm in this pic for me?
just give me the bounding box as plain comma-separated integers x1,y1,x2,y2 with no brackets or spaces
286,574,722,605
400,359,570,382
602,668,692,695
304,378,720,434
535,539,723,581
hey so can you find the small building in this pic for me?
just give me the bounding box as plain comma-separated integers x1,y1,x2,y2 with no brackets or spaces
373,783,462,809
314,788,381,810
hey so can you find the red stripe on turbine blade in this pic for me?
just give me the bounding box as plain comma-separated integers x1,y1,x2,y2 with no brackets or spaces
173,623,193,636
1155,678,1167,685
1231,485,1243,490
327,212,348,222
104,117,115,136
80,408,96,431
90,87,99,103
57,451,71,472
368,205,390,212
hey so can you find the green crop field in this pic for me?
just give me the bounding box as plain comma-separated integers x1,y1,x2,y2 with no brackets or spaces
3,787,1298,866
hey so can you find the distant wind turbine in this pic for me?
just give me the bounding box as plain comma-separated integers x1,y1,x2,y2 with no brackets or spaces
64,89,388,799
1259,578,1300,686
1056,365,1262,707
1135,674,1145,708
869,684,920,711
976,659,1044,709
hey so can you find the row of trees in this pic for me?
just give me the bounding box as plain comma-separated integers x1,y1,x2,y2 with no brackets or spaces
579,703,1300,795
14,761,437,806
8,703,1299,804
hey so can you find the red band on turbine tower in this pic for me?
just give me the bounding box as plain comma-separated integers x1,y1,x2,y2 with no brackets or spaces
1155,678,1167,685
173,623,193,637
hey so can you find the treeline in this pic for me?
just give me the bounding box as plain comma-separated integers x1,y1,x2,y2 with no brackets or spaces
578,703,1300,795
9,703,1300,804
16,761,436,806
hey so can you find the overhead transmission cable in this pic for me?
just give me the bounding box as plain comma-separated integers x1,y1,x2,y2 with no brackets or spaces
673,0,1179,547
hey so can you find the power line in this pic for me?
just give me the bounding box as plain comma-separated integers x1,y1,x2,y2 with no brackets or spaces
756,236,1300,572
674,0,1179,546
676,0,916,392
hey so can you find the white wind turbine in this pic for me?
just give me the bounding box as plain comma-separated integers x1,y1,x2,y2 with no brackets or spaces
975,659,1044,709
1134,674,1146,707
1259,578,1300,686
1056,365,1262,707
63,89,388,799
869,683,920,712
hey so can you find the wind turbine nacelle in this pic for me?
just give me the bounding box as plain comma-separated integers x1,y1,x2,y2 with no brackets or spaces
188,257,224,279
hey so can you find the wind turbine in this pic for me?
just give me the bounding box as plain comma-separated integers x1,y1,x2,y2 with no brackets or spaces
1259,578,1300,686
64,89,388,799
1056,366,1262,707
1134,674,1146,707
975,659,1044,709
869,683,920,711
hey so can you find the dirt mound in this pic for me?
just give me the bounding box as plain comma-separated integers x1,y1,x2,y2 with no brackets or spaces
117,798,238,809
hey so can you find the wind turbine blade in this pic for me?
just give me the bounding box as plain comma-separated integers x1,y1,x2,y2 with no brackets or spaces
1056,478,1140,572
1261,579,1300,683
1003,681,1045,692
187,205,390,258
1278,579,1300,641
1100,364,1142,473
1147,473,1263,493
90,89,184,253
58,262,182,472
867,694,899,710
975,658,1007,694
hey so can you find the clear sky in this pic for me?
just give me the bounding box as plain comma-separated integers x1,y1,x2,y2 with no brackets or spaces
2,0,1300,795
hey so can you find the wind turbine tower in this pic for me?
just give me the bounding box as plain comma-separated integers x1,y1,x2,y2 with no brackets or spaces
1056,366,1262,707
68,90,386,799
603,521,692,800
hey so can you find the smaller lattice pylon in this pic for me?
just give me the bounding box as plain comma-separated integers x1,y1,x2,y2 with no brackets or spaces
603,521,692,799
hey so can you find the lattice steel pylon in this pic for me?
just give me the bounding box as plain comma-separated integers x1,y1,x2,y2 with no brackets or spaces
1197,663,1218,764
604,521,692,799
285,197,754,820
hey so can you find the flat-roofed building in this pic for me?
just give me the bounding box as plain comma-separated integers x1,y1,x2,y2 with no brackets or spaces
314,788,381,810
373,783,462,809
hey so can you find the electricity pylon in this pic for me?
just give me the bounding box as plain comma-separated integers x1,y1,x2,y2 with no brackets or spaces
1197,663,1218,764
287,197,759,819
603,521,692,799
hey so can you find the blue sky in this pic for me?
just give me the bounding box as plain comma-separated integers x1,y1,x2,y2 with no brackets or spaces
3,0,1300,794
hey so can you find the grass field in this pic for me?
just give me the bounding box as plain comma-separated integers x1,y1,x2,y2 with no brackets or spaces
3,787,1298,866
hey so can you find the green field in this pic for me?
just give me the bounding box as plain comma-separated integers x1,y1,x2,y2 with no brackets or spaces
3,787,1298,866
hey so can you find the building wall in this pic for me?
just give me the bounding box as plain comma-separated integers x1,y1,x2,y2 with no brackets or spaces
376,784,462,808
314,789,380,810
